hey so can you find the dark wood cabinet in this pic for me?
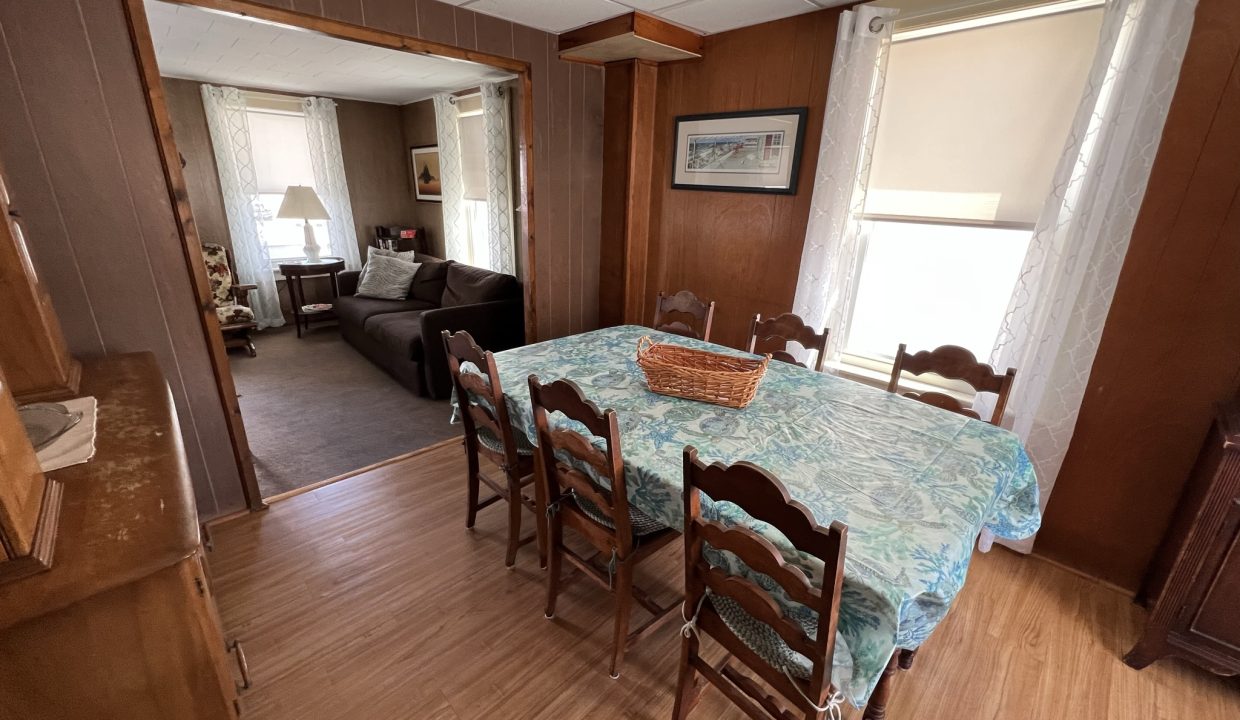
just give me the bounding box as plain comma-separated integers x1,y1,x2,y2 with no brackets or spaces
1126,401,1240,676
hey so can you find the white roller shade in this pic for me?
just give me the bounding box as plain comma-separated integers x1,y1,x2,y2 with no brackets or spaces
247,110,315,194
458,112,487,201
865,7,1104,224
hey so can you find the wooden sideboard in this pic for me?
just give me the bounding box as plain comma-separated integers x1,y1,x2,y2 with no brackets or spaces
0,354,242,719
1126,401,1240,676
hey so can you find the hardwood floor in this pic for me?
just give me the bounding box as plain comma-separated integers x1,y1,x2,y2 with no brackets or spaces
208,441,1239,719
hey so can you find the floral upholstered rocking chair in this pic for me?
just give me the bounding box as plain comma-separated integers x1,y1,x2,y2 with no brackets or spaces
201,243,258,357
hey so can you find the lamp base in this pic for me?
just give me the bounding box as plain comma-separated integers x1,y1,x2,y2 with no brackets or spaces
302,221,321,263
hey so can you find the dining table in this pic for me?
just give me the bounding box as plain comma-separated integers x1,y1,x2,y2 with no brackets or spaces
484,324,1041,709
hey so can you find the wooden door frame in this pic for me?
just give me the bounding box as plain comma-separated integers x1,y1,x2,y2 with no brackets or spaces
120,0,540,512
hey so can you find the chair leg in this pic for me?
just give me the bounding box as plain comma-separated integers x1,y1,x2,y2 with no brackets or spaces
504,474,522,569
544,519,562,619
465,447,480,530
671,633,702,720
609,557,634,679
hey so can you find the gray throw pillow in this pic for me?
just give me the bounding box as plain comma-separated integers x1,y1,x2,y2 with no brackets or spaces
355,255,420,300
358,246,418,285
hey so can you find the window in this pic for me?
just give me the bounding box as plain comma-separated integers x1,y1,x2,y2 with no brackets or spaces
455,94,493,268
244,94,325,266
840,4,1104,366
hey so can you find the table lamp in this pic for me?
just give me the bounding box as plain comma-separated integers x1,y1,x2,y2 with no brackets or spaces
276,185,330,262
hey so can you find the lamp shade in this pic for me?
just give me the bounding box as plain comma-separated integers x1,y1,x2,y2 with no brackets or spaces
276,185,330,220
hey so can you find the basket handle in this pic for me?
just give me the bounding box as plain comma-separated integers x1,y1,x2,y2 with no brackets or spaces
637,335,656,356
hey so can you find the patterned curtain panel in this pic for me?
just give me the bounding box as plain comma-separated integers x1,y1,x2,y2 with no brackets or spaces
976,0,1199,553
791,6,898,361
480,83,516,275
200,84,285,329
302,97,361,271
433,93,468,263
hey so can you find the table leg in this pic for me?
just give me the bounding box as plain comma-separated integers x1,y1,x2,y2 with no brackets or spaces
863,654,900,720
329,269,340,299
291,276,303,338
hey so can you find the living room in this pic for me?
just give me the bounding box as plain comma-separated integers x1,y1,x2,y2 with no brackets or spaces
150,0,529,498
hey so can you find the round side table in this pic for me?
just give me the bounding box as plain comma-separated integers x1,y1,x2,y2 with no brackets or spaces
278,257,346,338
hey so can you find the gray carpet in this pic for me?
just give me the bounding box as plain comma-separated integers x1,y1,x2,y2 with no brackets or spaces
229,325,460,497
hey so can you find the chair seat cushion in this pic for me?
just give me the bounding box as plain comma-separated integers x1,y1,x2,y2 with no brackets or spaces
711,593,814,679
477,425,535,456
573,494,667,537
364,310,427,361
216,304,254,325
336,295,435,329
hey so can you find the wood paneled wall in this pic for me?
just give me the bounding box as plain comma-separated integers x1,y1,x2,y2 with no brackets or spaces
1035,0,1240,591
163,78,231,248
399,99,446,257
0,0,603,519
637,8,845,349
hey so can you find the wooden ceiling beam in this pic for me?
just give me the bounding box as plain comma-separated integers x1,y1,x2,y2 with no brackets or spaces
559,12,702,65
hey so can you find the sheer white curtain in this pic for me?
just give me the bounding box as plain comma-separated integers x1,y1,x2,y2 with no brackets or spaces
480,82,516,275
976,0,1198,552
792,6,899,358
303,97,361,271
433,93,468,263
200,84,284,329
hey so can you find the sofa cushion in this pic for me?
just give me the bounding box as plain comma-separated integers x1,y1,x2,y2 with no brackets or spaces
442,262,520,307
365,310,427,361
410,257,450,304
358,246,418,285
335,295,434,330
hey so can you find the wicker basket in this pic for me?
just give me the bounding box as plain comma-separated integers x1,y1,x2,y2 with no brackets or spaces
636,336,770,409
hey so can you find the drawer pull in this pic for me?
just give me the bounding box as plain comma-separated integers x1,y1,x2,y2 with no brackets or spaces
228,639,252,691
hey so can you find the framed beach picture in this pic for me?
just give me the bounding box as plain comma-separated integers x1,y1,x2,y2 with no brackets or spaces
410,145,442,202
671,108,809,194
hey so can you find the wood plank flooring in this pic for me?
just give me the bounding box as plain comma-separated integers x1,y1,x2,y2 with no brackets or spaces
208,441,1239,719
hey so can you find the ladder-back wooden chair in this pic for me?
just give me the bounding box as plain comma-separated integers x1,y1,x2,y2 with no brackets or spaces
528,376,680,679
747,313,830,372
653,290,717,342
673,447,850,720
443,330,543,568
886,343,1016,426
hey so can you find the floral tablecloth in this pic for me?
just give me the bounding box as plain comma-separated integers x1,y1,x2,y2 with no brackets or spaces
489,325,1040,705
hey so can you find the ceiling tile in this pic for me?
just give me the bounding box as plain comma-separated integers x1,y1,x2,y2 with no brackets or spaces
144,0,513,105
660,0,824,34
611,0,688,11
460,0,630,33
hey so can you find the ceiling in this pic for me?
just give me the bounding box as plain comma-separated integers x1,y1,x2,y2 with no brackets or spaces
144,0,512,105
442,0,854,35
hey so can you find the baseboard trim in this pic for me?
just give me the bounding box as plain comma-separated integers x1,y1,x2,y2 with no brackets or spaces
1023,548,1136,599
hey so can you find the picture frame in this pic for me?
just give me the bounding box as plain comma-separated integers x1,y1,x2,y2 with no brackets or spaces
410,145,442,202
671,108,809,195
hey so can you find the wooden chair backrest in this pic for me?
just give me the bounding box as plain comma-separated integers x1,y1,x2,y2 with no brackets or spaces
443,330,520,469
746,313,829,372
528,376,634,545
682,447,847,706
886,343,1016,426
653,290,716,342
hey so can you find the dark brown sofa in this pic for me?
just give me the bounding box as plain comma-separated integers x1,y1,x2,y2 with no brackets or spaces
335,253,524,399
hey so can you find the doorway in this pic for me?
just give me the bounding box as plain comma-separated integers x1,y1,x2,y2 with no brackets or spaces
124,0,538,506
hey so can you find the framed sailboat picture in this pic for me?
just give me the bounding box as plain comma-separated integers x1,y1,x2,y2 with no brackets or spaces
410,145,442,202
